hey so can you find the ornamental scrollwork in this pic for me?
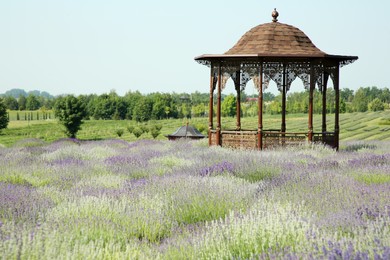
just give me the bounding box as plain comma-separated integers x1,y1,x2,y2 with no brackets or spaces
288,63,310,91
221,66,240,91
263,63,284,92
208,60,340,94
240,66,258,91
340,59,356,68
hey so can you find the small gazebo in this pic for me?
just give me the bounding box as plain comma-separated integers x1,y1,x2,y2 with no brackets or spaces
166,124,205,140
195,9,358,150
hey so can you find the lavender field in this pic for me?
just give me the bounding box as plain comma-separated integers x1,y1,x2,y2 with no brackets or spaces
0,138,389,259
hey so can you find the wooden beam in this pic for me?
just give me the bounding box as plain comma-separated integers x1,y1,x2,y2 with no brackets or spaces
322,72,329,133
235,70,241,130
208,66,215,146
216,65,222,146
334,66,340,151
281,64,286,133
308,65,314,142
258,64,263,150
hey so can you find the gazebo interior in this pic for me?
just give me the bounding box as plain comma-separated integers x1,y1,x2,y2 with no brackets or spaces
195,9,358,150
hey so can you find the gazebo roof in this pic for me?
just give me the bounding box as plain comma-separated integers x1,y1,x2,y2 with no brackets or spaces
225,21,325,57
166,125,205,139
195,9,358,64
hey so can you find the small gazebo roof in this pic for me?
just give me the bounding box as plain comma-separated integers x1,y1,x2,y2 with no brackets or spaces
195,9,358,64
166,125,205,139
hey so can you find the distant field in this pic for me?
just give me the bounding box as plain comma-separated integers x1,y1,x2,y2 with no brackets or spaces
1,111,390,147
6,110,54,121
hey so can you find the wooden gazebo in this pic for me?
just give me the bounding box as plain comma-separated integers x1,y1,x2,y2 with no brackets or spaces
195,9,358,150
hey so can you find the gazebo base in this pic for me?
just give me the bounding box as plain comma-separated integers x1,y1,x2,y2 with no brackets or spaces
209,130,338,150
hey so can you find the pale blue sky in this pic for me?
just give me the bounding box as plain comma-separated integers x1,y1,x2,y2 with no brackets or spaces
0,1,389,96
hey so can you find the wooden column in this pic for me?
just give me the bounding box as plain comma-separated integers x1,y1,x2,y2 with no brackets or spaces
322,72,329,133
235,70,241,130
258,64,263,150
308,64,315,142
281,64,287,133
216,65,222,146
334,66,340,151
208,66,215,146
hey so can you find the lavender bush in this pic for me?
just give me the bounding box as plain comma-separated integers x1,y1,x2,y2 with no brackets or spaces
0,138,389,259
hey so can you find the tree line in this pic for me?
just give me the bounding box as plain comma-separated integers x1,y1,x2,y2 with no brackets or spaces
0,86,389,137
263,86,390,115
1,86,389,121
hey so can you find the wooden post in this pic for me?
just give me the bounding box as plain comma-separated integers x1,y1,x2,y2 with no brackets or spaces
208,66,215,146
281,64,286,133
216,65,222,146
334,66,340,151
322,72,329,133
258,64,263,150
322,72,329,145
308,64,315,142
235,70,241,130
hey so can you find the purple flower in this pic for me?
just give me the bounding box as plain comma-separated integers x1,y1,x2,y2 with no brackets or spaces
200,161,235,176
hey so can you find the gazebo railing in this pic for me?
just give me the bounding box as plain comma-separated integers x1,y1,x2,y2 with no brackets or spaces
313,132,337,148
221,130,258,149
209,129,337,149
263,130,307,149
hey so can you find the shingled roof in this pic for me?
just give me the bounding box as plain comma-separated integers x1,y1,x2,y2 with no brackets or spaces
166,125,205,140
195,9,358,63
224,22,326,57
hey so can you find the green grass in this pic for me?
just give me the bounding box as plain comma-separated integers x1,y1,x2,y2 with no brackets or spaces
1,111,390,146
353,173,390,184
6,110,54,121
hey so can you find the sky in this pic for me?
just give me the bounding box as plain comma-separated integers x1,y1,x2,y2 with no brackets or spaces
0,0,389,96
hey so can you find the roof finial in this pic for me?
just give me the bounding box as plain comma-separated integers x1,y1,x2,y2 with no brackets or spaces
272,8,279,22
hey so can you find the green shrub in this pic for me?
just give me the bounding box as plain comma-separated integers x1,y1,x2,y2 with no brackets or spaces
378,119,390,125
133,127,143,138
0,99,9,132
150,127,161,139
127,125,134,134
235,167,280,183
195,123,207,134
140,124,149,133
115,128,124,137
368,98,385,111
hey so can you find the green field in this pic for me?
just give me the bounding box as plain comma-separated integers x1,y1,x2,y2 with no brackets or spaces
1,111,390,147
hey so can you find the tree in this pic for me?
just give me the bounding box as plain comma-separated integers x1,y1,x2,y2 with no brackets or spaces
124,91,143,120
92,93,117,120
133,96,152,122
352,87,369,112
263,92,276,102
340,88,354,103
152,92,178,119
266,100,282,114
0,98,9,133
193,103,206,117
18,95,27,110
54,95,87,138
4,96,19,110
221,94,237,117
26,94,41,110
380,87,390,104
151,99,166,120
368,98,385,112
340,99,347,113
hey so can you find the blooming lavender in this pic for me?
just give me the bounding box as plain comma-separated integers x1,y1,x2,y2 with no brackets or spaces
0,139,389,259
